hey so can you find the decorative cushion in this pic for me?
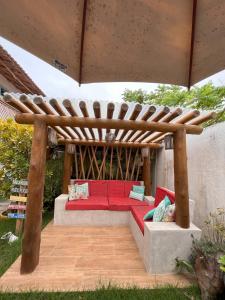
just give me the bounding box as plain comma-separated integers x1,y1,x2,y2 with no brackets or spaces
124,181,140,197
76,183,89,199
133,185,145,195
153,196,171,222
162,203,176,222
129,190,144,201
68,184,77,201
143,208,155,220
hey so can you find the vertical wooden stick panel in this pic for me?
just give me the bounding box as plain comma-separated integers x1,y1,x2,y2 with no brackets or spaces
20,120,47,274
173,128,190,228
62,145,73,193
142,148,151,195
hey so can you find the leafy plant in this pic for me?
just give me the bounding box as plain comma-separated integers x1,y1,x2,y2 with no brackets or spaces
0,119,63,209
218,255,225,273
123,82,225,126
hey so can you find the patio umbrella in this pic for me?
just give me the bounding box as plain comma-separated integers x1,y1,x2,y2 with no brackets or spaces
0,0,225,88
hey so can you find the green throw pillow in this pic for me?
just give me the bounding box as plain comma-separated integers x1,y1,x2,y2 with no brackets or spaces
129,190,144,201
153,196,171,222
143,208,155,220
133,185,145,195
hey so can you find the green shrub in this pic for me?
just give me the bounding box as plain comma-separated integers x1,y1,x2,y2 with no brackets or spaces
0,119,63,209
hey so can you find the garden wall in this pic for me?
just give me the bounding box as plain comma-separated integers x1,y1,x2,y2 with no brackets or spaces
156,121,225,228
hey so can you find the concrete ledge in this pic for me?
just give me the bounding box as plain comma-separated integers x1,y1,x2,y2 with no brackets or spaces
143,222,201,274
129,212,144,258
54,194,129,226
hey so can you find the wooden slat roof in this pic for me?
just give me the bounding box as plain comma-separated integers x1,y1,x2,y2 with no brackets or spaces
3,93,216,148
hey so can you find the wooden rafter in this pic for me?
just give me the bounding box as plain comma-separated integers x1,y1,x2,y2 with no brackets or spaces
3,94,216,147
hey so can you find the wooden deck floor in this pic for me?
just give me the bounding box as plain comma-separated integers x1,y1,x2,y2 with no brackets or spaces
0,222,193,292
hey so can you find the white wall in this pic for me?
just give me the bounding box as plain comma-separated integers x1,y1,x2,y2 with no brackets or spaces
156,122,225,228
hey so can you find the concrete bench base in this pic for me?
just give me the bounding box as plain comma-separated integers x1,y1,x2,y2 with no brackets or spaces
54,194,201,274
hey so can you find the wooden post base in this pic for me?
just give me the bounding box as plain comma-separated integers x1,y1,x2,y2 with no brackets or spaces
20,120,47,274
173,128,190,228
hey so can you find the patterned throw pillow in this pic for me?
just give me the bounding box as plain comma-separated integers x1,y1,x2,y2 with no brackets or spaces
76,183,89,199
153,196,171,222
68,184,77,201
129,190,144,201
162,204,176,222
143,208,155,220
133,185,145,195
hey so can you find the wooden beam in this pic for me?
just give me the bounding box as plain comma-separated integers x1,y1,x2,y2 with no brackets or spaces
173,128,190,228
119,103,142,141
63,99,89,140
188,112,217,125
20,119,47,274
79,101,95,140
152,111,217,143
15,113,203,135
106,102,115,134
93,101,102,140
114,103,129,139
132,107,170,142
19,95,42,114
4,94,31,113
142,148,151,196
62,145,73,193
144,108,183,143
58,138,161,149
34,97,76,139
49,98,82,139
125,105,156,142
175,109,200,124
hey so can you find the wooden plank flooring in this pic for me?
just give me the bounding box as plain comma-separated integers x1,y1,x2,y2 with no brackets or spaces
0,222,193,292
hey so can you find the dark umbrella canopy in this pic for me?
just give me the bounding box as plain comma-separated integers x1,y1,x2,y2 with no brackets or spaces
0,0,225,88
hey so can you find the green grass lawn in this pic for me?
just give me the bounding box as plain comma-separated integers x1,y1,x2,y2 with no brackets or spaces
0,212,53,277
0,286,201,300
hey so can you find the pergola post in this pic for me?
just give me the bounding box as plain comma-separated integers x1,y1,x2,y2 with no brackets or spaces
62,145,73,193
20,120,47,274
173,128,190,228
142,148,151,196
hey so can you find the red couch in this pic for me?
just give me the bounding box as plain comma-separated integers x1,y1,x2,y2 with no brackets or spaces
131,187,175,234
65,180,175,235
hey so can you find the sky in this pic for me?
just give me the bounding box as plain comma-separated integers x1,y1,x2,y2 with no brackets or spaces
1,36,225,101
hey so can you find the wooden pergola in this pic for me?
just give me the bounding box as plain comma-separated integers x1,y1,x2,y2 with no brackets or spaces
3,93,216,274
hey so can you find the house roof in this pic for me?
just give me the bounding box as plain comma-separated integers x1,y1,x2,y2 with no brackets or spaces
0,45,45,96
0,97,17,120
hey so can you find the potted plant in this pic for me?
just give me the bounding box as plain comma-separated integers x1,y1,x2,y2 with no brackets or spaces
176,208,225,300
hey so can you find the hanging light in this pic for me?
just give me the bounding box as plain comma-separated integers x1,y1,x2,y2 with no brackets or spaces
105,132,115,143
67,144,76,154
48,128,58,147
164,134,174,150
141,147,149,158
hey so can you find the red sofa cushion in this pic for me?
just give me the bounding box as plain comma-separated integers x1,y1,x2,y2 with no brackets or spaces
131,205,154,234
108,180,125,197
89,180,108,197
65,196,109,210
108,197,149,211
154,186,175,207
124,181,140,197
